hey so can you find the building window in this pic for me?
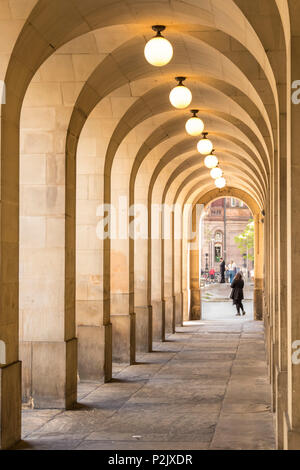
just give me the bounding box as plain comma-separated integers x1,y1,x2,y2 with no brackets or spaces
231,198,237,207
215,244,222,262
215,231,223,242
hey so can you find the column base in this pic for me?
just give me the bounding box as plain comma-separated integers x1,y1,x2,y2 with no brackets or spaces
190,288,201,320
174,293,183,327
78,324,112,382
182,289,189,322
283,411,300,450
276,368,287,450
254,279,264,321
111,313,135,364
135,306,152,353
152,300,164,342
20,338,77,409
104,323,112,382
0,361,21,449
164,297,174,335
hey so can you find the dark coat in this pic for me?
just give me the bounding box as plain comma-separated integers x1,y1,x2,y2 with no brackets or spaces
220,261,226,274
230,279,244,302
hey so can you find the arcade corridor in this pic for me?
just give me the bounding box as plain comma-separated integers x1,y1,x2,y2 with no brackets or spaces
1,0,300,451
17,314,275,450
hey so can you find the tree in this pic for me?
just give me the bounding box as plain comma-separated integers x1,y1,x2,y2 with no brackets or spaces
234,219,254,262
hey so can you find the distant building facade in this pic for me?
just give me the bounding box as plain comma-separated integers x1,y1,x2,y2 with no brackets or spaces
201,197,253,273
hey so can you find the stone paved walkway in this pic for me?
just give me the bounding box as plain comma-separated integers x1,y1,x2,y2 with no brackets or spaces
15,307,275,450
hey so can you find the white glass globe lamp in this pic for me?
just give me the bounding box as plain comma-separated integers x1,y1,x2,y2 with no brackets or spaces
144,25,173,67
204,150,219,169
197,132,213,155
210,167,223,179
169,77,192,109
215,177,227,189
185,110,205,136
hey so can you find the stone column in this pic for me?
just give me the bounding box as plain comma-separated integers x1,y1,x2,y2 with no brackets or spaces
19,101,77,409
284,30,300,449
275,99,288,449
254,213,264,321
110,187,135,364
150,202,164,342
135,237,152,353
263,198,272,377
189,206,201,320
0,116,21,449
174,211,183,327
76,122,111,382
110,237,135,364
182,208,190,323
162,209,175,335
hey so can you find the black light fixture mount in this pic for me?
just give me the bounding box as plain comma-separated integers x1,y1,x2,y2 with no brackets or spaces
152,25,166,36
175,76,186,86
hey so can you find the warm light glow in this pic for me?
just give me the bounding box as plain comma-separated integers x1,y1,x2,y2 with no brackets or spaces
185,110,204,136
210,167,223,179
204,154,219,169
169,77,192,109
215,177,226,189
144,36,173,67
197,134,213,155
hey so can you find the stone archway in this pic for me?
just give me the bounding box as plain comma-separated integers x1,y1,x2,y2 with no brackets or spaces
188,188,263,323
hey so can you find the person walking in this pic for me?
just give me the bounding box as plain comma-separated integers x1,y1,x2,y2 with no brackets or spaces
225,265,230,283
227,261,232,283
228,260,236,284
232,261,237,276
209,267,215,283
220,258,226,283
230,272,246,316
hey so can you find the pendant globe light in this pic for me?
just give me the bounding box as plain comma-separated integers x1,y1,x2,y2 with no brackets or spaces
144,25,173,67
185,110,205,136
169,77,192,109
215,177,227,189
210,166,223,180
204,149,219,169
197,132,213,155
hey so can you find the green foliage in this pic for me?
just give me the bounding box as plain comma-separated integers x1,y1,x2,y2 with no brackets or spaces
234,219,254,261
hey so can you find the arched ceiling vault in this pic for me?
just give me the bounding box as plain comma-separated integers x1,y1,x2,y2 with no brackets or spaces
160,156,266,205
4,0,287,230
172,167,264,208
146,147,266,204
234,0,287,110
194,186,262,216
185,181,263,213
106,81,272,174
131,126,268,204
65,34,276,170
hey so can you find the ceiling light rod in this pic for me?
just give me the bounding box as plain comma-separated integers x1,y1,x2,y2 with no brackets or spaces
190,109,199,117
